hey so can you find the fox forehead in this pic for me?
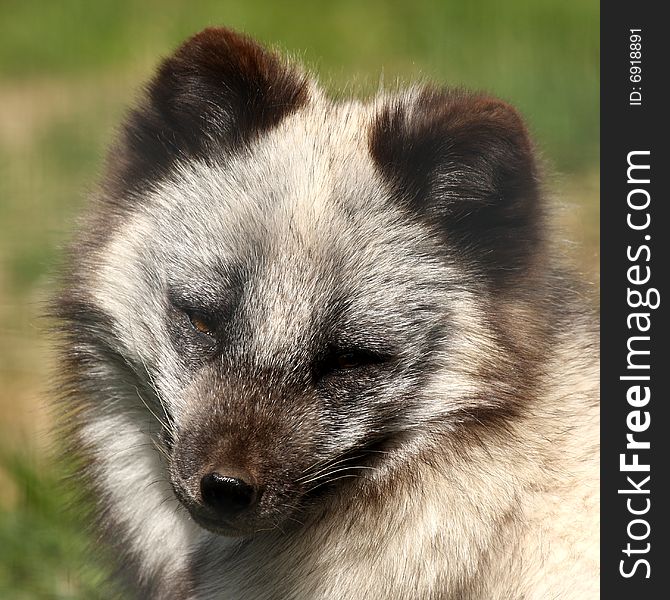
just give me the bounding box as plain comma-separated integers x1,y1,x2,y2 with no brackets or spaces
97,93,447,298
142,97,393,244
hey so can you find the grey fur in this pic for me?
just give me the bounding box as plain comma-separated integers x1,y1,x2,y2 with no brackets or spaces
54,28,599,599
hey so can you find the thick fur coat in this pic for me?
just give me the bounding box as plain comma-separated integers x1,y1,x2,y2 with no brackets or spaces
55,28,599,599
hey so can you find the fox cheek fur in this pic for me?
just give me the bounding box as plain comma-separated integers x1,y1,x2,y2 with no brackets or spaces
54,26,598,600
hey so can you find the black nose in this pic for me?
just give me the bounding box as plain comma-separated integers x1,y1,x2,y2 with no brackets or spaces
200,472,259,517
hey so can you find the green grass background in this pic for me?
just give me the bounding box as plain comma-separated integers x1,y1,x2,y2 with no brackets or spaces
0,1,599,597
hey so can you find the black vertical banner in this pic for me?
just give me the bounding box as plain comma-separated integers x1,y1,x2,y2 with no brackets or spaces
601,3,669,597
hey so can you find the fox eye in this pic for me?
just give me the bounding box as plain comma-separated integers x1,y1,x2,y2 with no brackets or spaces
335,352,367,369
187,311,216,336
324,348,390,374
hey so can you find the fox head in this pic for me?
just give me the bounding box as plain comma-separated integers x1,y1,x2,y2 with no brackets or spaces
58,28,545,536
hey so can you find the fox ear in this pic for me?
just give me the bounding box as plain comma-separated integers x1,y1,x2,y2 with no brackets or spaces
369,88,542,287
108,27,309,195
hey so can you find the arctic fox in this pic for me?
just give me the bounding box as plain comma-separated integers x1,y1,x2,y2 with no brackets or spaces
55,27,599,599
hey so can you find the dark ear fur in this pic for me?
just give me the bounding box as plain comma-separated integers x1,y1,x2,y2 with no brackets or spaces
369,88,542,286
108,27,309,196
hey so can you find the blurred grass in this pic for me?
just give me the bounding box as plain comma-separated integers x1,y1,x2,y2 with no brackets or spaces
0,450,116,599
1,0,599,169
0,1,598,597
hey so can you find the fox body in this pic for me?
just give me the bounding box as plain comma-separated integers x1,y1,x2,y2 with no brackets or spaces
56,28,599,599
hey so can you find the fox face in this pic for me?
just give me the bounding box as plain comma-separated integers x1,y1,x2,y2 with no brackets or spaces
59,28,543,539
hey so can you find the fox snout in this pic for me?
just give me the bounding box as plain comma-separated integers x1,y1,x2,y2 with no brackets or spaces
170,433,280,536
169,424,282,535
199,469,261,520
166,370,324,536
